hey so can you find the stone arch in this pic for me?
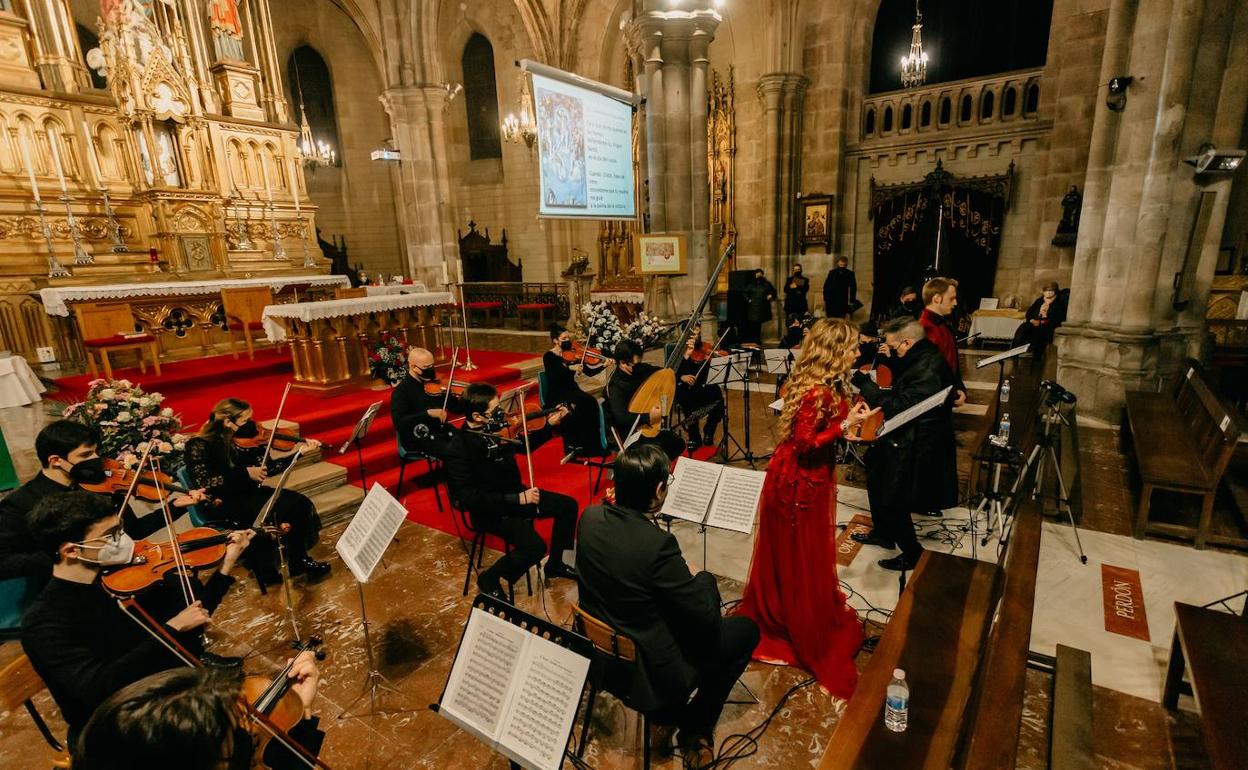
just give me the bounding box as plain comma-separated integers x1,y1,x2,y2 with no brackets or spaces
882,104,894,132
959,92,974,123
286,45,341,165
1002,85,1018,117
864,107,876,135
980,88,995,121
919,99,932,128
462,33,503,160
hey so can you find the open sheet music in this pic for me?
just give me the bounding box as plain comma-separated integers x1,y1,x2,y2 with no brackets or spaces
335,483,408,583
876,385,953,438
660,456,766,534
440,607,590,770
975,343,1030,369
762,348,796,375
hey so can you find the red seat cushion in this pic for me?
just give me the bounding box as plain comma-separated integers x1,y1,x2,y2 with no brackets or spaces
227,321,265,331
517,303,555,311
84,333,155,347
465,301,502,310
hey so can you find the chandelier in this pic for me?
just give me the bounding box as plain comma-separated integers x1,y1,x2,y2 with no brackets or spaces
501,75,537,150
293,61,336,167
900,0,929,89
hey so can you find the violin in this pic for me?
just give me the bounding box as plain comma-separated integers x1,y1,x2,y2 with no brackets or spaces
848,395,886,441
101,526,231,597
487,403,574,442
562,341,609,365
241,637,325,769
234,424,304,453
79,458,219,507
686,338,730,364
423,378,470,397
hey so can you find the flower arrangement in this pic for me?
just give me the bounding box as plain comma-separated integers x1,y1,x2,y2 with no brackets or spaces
61,379,187,471
623,312,665,349
369,334,409,387
580,301,624,352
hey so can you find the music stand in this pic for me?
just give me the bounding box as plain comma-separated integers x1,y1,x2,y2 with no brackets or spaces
338,401,384,488
336,483,416,720
762,348,795,398
711,351,766,467
975,343,1029,430
253,447,305,643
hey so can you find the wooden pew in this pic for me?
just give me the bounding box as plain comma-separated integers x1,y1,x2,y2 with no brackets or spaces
1123,359,1241,548
1049,645,1094,770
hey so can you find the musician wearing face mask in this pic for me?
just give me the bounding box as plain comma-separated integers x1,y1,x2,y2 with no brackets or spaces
783,263,809,317
605,340,687,461
443,383,578,601
0,421,204,590
185,399,328,585
75,663,324,770
576,444,760,767
675,323,726,450
20,492,253,747
542,325,605,454
390,346,464,459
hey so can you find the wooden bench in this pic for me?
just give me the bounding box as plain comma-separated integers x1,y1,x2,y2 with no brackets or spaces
1161,602,1248,770
1123,359,1241,548
1050,644,1094,770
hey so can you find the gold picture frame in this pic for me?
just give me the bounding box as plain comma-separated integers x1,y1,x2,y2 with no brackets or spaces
636,233,688,275
796,193,834,254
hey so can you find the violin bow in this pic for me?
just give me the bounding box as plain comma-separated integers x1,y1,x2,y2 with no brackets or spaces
440,347,460,416
149,455,197,607
261,382,293,468
115,441,156,519
691,326,734,382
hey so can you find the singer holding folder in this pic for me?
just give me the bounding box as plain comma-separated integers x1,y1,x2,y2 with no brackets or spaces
737,319,875,699
850,316,961,571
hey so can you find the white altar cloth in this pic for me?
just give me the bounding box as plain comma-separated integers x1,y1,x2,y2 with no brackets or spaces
0,354,45,407
39,274,350,317
364,284,430,296
261,292,455,342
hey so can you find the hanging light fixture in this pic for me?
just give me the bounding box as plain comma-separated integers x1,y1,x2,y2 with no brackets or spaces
900,0,929,89
293,58,336,167
501,74,537,150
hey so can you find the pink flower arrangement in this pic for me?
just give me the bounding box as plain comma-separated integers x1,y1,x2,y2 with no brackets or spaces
62,379,189,472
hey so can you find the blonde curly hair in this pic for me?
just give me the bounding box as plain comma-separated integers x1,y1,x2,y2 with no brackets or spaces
777,318,860,443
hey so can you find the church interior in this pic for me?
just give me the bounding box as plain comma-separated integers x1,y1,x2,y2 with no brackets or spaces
0,0,1246,768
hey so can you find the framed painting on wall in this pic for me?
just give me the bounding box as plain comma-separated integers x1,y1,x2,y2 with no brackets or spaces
636,233,688,275
796,193,833,254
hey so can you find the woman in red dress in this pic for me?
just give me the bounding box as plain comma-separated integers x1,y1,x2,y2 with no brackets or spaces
738,318,876,698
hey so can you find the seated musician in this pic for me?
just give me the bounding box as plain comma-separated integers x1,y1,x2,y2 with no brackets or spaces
390,346,464,458
675,323,725,449
21,491,253,746
604,340,686,461
0,421,203,588
542,324,605,455
75,661,324,770
443,383,578,600
577,444,760,766
780,313,808,349
185,399,328,584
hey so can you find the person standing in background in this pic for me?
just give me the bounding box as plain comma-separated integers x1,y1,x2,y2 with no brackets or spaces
741,268,776,346
891,285,921,320
783,263,809,318
823,257,858,318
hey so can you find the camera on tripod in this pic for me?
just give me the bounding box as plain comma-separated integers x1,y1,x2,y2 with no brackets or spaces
1040,380,1077,408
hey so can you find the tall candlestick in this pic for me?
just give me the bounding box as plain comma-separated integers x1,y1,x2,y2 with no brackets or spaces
287,157,300,214
18,133,41,205
79,120,103,187
261,154,273,200
441,261,449,286
46,131,69,193
19,133,70,277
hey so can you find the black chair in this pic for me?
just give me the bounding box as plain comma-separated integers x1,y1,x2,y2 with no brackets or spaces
565,399,614,497
395,434,444,511
451,499,533,604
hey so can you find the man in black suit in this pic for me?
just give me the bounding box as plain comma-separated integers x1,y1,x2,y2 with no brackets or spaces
577,444,759,767
850,316,960,571
389,347,463,458
443,383,578,599
822,256,858,318
890,285,921,320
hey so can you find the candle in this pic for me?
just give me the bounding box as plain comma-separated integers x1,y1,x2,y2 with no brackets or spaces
47,130,69,193
287,156,300,214
456,258,465,285
18,133,41,204
441,261,449,285
80,120,102,188
261,153,272,200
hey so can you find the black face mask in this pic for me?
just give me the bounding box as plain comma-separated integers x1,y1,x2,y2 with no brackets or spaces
755,275,765,283
481,407,508,434
416,365,436,381
233,420,259,439
559,339,573,352
67,456,107,485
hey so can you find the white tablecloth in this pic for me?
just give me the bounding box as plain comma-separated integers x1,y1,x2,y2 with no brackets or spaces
39,274,351,316
590,290,645,305
970,310,1026,341
262,291,455,342
0,354,45,407
364,284,430,296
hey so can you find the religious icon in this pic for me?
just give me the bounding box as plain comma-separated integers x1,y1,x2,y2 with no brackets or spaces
796,193,834,254
536,86,588,209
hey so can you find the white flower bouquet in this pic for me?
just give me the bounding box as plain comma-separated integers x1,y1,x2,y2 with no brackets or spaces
61,378,188,471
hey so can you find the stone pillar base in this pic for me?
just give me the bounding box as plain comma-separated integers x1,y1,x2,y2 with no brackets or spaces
1054,324,1201,422
211,60,265,121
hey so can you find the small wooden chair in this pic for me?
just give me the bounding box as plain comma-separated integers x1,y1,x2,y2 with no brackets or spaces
334,287,368,300
75,302,160,381
220,287,275,361
571,602,656,768
0,649,71,768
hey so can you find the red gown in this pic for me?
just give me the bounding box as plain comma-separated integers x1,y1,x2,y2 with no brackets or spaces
738,387,862,698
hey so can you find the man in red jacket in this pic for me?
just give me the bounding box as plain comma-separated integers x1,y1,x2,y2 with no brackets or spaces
919,277,966,407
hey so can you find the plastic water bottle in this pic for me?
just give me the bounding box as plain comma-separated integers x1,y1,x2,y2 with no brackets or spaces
999,412,1011,444
1000,378,1011,404
885,669,909,732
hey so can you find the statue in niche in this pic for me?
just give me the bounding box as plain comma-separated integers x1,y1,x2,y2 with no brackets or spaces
209,0,245,61
1053,185,1082,245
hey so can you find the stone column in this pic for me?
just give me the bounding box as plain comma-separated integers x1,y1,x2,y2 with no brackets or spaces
381,85,456,287
757,73,807,276
24,0,89,91
627,2,721,320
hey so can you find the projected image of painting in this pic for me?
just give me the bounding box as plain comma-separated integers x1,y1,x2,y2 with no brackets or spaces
536,88,588,209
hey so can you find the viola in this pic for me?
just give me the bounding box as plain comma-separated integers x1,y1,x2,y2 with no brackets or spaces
241,637,325,769
234,424,304,453
101,526,231,597
79,458,219,507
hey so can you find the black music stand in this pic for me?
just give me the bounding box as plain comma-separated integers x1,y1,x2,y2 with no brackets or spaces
975,343,1030,430
338,401,383,488
710,350,766,468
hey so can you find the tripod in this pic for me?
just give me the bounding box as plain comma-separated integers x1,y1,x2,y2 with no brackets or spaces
1008,403,1088,564
974,441,1021,555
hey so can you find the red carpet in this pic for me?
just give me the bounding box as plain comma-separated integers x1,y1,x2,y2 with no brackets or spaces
49,347,720,548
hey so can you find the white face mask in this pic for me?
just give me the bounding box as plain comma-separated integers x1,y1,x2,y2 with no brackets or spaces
72,530,136,566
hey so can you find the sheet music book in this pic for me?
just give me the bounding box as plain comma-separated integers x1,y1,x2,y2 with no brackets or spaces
876,386,953,439
659,456,766,534
338,401,383,453
440,607,591,770
335,483,408,583
762,348,795,375
975,343,1030,369
706,352,753,386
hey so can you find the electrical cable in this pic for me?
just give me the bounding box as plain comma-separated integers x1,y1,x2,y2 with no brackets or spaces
690,676,817,770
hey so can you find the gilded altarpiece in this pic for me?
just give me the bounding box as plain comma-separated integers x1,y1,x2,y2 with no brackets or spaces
708,67,736,293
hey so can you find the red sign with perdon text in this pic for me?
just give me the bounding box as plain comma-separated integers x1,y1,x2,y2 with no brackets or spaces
1101,563,1150,642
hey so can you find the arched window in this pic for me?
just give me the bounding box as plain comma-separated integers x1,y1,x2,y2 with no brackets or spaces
462,34,502,160
1025,82,1041,113
286,46,341,166
1002,87,1018,117
900,104,913,130
920,101,932,127
960,94,973,123
882,105,894,132
939,97,951,124
980,90,995,120
864,108,876,135
77,24,106,89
